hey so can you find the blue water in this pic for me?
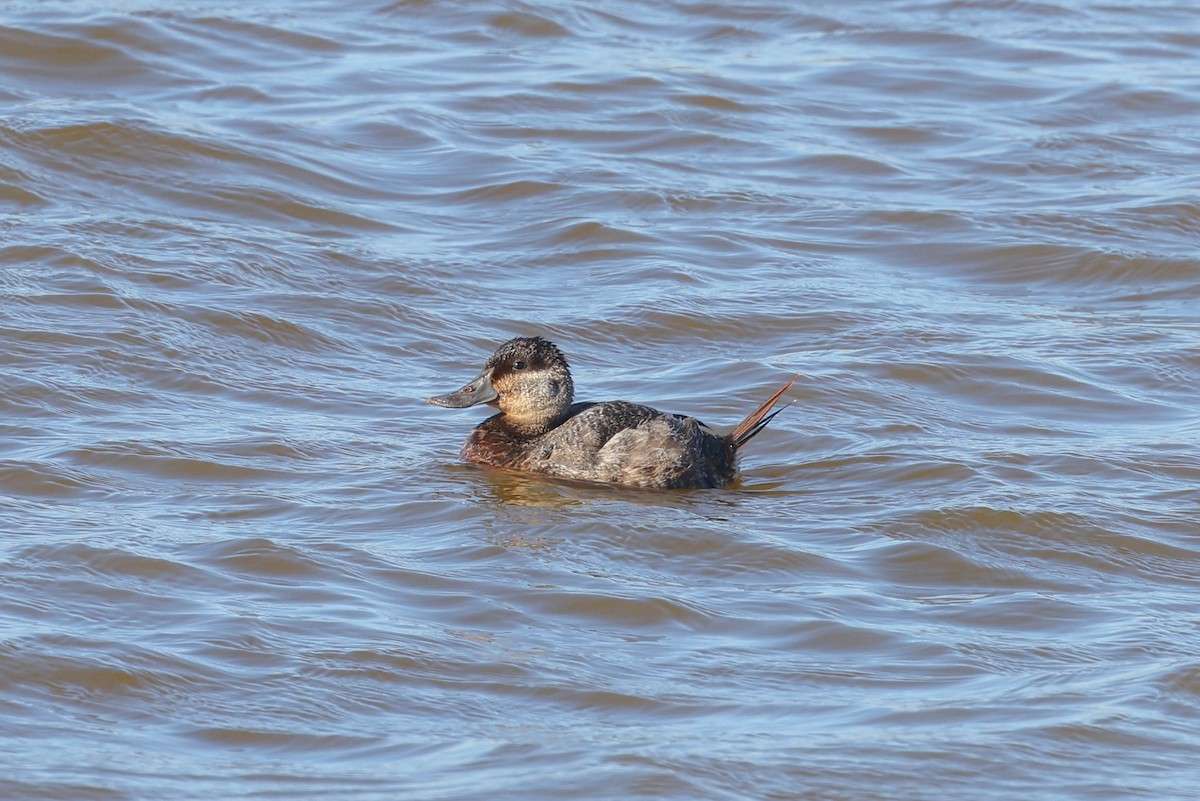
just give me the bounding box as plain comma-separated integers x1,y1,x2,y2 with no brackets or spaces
2,1,1199,799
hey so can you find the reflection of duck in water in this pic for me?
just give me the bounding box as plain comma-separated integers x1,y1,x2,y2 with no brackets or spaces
428,337,796,489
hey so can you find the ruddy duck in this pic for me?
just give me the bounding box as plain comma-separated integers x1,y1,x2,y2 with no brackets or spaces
428,336,796,489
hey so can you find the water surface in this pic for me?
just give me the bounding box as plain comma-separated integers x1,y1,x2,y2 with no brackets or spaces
2,1,1199,799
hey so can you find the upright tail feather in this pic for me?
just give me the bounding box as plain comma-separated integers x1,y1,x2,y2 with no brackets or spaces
728,373,800,451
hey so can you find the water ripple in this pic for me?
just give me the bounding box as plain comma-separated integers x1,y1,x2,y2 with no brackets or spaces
2,1,1199,799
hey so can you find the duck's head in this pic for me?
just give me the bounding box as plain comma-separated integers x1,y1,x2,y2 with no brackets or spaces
427,336,575,435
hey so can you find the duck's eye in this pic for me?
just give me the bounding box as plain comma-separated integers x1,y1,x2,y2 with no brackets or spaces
512,360,527,370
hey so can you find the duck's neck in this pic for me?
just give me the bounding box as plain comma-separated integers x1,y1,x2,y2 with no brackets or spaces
496,405,571,437
497,385,573,437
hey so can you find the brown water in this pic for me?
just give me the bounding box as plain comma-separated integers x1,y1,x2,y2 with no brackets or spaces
2,1,1199,799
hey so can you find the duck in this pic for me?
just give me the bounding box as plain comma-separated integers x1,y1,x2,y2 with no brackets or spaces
427,336,796,489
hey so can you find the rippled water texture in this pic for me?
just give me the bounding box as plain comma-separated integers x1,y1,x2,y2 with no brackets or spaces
2,1,1199,799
